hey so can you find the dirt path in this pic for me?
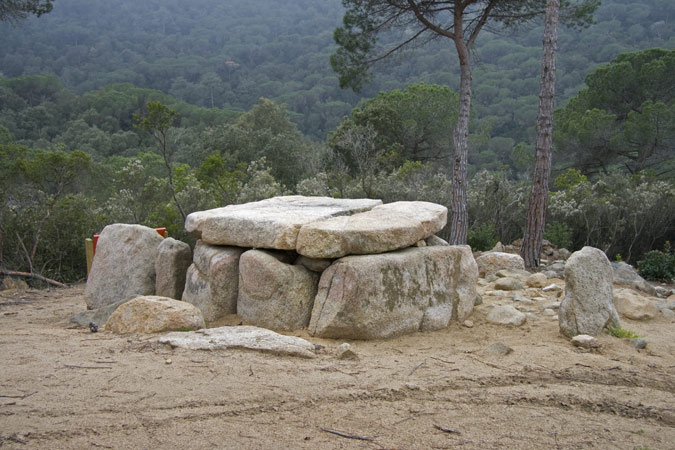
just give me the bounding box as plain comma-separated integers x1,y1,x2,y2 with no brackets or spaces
1,285,674,449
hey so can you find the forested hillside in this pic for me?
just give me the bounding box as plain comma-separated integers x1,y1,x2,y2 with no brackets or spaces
1,0,674,283
1,0,673,143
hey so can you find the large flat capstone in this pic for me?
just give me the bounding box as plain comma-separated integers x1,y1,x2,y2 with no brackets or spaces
185,196,382,249
296,201,447,258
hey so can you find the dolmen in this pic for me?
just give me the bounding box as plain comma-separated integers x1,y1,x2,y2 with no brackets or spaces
183,196,478,339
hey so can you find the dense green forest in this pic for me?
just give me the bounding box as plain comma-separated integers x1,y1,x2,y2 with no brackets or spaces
0,0,674,283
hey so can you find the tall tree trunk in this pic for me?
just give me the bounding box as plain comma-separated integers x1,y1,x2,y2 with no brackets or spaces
449,34,472,245
521,0,560,268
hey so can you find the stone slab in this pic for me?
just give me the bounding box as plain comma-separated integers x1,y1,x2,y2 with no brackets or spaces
296,201,447,258
158,326,316,358
185,196,382,249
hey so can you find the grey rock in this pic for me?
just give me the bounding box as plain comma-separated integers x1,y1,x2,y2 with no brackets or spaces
487,305,527,326
337,343,358,360
558,247,621,338
309,246,477,339
612,262,657,296
296,201,447,258
571,334,600,349
630,338,648,350
181,264,212,317
475,252,525,279
420,305,452,331
185,196,382,248
85,224,164,309
483,341,513,356
526,272,549,288
238,249,319,331
511,293,533,304
661,308,675,319
71,298,131,328
158,326,316,358
495,269,531,281
294,255,333,273
105,295,205,333
155,238,192,299
425,235,449,246
543,308,557,316
494,277,525,291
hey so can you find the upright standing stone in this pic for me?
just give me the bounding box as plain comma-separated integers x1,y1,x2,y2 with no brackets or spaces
155,238,192,299
238,249,319,330
559,246,620,338
182,241,245,322
85,224,164,310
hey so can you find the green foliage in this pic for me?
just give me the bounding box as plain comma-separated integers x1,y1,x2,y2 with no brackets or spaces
605,326,640,339
544,222,574,250
0,1,54,23
555,48,675,176
637,242,675,281
467,224,499,252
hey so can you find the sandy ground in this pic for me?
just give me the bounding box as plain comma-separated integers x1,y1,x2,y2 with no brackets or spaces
1,283,674,450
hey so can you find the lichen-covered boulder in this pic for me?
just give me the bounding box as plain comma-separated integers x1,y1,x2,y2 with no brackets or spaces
309,246,477,339
85,224,164,310
105,296,204,333
559,247,620,338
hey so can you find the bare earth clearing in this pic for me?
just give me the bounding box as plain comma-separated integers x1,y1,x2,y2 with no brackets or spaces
1,284,674,449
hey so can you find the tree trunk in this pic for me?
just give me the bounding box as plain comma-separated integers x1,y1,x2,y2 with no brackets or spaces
521,0,560,268
449,36,472,245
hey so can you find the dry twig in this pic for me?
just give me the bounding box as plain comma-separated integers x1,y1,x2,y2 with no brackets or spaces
320,427,374,441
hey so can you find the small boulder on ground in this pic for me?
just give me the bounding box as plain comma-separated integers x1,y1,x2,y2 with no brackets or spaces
526,272,549,288
612,262,657,296
494,277,525,291
487,305,527,326
1,277,29,291
475,252,525,280
614,289,658,320
558,247,621,338
71,298,131,328
85,224,164,310
105,295,205,333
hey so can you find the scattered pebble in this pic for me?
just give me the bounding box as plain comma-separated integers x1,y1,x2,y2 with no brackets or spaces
165,359,172,364
542,284,561,292
483,341,513,356
337,343,358,360
630,338,648,350
571,334,600,349
462,320,474,328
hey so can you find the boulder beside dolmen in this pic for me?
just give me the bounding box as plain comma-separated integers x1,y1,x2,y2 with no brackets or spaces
182,196,478,339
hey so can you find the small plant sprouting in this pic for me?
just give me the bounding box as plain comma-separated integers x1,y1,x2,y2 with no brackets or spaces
605,326,640,339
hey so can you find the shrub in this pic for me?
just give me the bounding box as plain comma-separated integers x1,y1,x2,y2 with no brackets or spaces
467,223,499,251
544,221,573,250
637,242,675,281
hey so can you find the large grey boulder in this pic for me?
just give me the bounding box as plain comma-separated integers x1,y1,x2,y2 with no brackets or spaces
159,326,316,358
612,262,657,296
559,247,620,338
238,249,319,330
155,238,192,299
84,224,164,310
309,246,477,339
475,252,525,280
295,201,447,258
185,196,381,249
182,242,245,322
105,295,205,333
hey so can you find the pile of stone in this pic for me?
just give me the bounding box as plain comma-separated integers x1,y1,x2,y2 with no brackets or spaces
80,196,479,340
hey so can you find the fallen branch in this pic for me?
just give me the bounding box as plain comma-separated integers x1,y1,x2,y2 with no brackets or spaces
1,270,68,288
0,392,37,400
319,427,374,441
433,424,461,435
408,359,426,376
64,364,112,370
